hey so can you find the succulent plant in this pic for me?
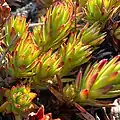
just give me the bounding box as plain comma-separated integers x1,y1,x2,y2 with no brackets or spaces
84,0,120,27
78,22,105,46
32,24,102,85
60,32,92,76
32,49,62,85
62,56,120,106
33,1,74,52
4,15,29,48
6,32,40,78
5,85,36,114
1,0,120,119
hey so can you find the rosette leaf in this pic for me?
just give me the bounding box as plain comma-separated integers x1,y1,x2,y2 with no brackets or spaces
63,56,120,106
60,32,92,76
6,32,40,78
84,0,120,27
32,49,62,85
5,85,36,114
4,15,29,49
78,22,105,46
33,1,74,52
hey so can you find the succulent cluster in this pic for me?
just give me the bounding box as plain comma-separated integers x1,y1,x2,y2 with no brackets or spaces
4,85,36,114
62,56,120,106
0,0,120,119
33,1,74,52
3,0,105,86
4,15,29,47
84,0,120,26
77,22,105,46
7,32,40,78
60,32,92,76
